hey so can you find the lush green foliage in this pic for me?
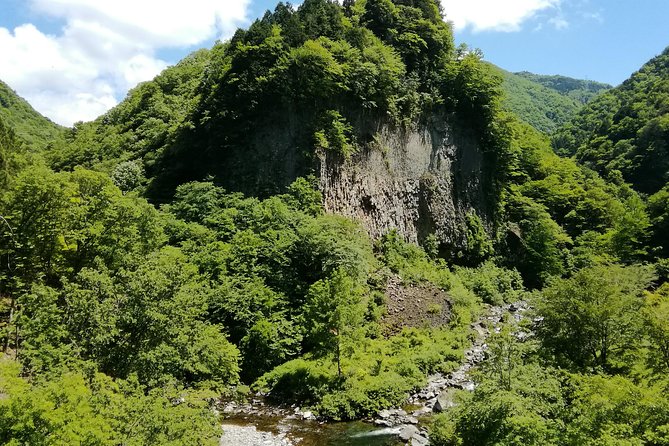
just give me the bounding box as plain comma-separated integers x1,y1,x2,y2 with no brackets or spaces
431,271,669,445
49,49,211,174
515,71,610,104
0,359,220,446
0,80,63,151
498,117,655,286
255,326,468,420
1,0,668,442
0,116,26,189
553,47,669,195
0,160,492,425
495,66,607,134
536,264,654,371
454,261,523,305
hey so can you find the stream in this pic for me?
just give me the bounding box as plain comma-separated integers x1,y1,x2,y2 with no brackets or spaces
219,301,529,446
221,414,404,446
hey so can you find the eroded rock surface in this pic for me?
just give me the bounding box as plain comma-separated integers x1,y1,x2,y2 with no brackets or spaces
320,119,490,249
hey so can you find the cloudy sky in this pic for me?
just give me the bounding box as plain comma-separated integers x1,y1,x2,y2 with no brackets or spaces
0,0,667,126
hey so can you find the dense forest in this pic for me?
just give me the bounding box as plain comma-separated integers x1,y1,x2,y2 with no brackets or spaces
1,0,668,445
496,67,610,134
0,80,64,151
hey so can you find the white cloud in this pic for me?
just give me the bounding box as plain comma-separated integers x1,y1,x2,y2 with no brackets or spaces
31,0,249,46
442,0,561,32
0,0,251,126
580,10,603,24
549,16,569,30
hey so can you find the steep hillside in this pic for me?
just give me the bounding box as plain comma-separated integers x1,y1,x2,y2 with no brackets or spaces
492,66,610,134
0,80,64,150
494,66,588,133
553,46,669,195
52,0,512,258
50,48,211,171
515,71,611,104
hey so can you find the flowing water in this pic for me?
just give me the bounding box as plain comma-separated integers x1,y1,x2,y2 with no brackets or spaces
221,414,404,446
220,303,529,446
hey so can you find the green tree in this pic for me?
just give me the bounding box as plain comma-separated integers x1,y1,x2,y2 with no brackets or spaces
304,269,366,376
503,193,571,287
15,285,69,374
111,160,146,193
648,185,669,257
0,359,221,446
431,357,564,446
0,116,25,190
536,264,654,371
564,374,669,445
240,317,302,381
64,247,240,386
642,283,669,375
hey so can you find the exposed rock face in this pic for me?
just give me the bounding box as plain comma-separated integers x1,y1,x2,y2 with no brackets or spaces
319,117,490,248
188,110,492,250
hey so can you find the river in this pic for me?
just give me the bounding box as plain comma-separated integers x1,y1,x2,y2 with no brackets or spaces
221,414,404,445
220,302,528,446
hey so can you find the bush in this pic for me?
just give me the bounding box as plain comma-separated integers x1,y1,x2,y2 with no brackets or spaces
254,326,468,420
0,359,220,446
455,261,524,305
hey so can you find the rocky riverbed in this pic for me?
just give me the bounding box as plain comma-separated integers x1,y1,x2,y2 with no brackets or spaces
220,423,293,446
219,301,530,446
220,415,404,446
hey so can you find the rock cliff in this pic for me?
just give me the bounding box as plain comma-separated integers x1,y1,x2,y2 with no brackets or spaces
319,117,489,249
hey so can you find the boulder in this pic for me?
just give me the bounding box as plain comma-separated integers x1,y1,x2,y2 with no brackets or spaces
374,419,393,427
399,425,420,441
433,389,457,412
410,433,429,445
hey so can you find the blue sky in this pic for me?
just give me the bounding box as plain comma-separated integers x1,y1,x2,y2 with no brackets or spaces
449,0,669,86
0,0,667,125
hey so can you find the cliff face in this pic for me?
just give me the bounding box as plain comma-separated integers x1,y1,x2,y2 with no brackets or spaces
151,107,492,253
319,117,489,249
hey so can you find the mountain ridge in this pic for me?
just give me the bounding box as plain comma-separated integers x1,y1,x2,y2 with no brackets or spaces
0,80,64,150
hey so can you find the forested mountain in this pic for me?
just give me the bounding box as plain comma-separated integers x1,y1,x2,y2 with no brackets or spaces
50,0,510,258
553,47,669,256
515,71,611,104
1,1,668,445
553,47,669,194
494,66,602,134
0,80,64,150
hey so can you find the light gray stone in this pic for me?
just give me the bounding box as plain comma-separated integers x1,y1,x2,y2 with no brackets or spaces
399,425,420,441
410,433,429,445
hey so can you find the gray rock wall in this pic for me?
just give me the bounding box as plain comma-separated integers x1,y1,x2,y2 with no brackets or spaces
319,117,489,249
206,109,492,252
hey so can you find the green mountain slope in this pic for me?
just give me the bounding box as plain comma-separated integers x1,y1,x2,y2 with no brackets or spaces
515,71,611,104
51,48,211,172
495,66,583,133
1,1,668,444
0,80,64,150
494,66,610,134
553,46,669,195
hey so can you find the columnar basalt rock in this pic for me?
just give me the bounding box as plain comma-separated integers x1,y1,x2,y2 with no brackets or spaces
318,118,490,250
